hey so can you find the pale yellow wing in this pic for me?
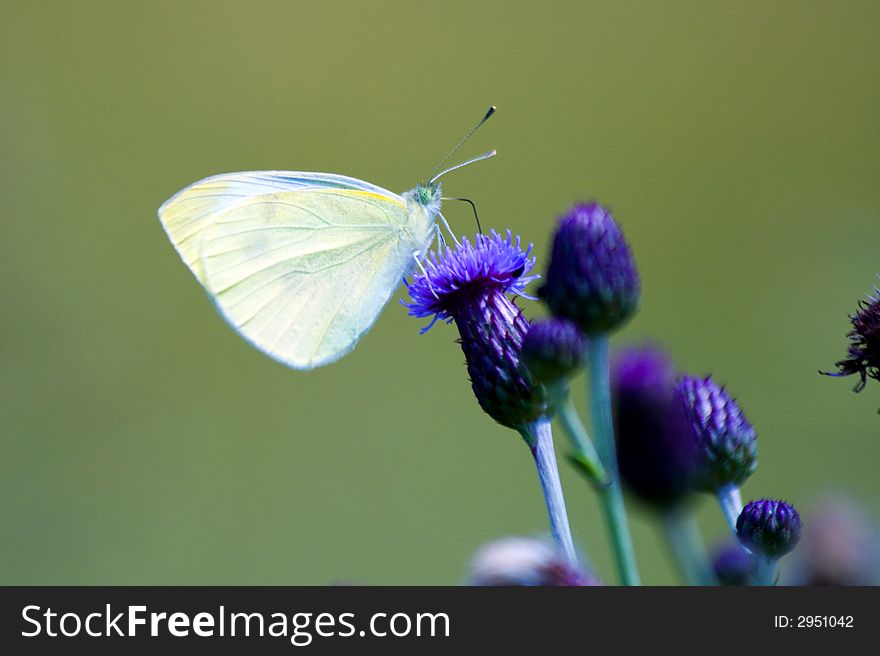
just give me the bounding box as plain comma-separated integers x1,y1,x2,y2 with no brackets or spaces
198,188,417,370
158,171,405,284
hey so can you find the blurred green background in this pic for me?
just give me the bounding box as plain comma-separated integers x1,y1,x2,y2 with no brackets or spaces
2,1,878,585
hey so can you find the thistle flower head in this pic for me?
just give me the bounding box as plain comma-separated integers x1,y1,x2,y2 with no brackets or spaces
822,285,880,396
675,374,758,492
736,498,802,558
404,230,538,330
539,201,640,334
469,537,598,586
612,346,697,508
712,542,755,586
521,318,586,385
404,231,545,429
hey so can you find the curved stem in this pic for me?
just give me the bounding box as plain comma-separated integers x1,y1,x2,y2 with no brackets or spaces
550,385,607,486
717,484,743,537
588,335,641,586
662,508,717,586
520,417,577,566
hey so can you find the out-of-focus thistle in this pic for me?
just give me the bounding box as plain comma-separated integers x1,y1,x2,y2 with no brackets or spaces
405,230,576,564
469,537,599,586
712,541,755,586
789,496,880,586
676,374,757,535
822,285,880,405
540,201,642,585
613,347,697,509
614,348,713,585
737,498,802,585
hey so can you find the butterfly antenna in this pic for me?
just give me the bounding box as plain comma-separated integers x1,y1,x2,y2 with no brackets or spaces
444,197,483,234
428,105,496,183
429,149,496,185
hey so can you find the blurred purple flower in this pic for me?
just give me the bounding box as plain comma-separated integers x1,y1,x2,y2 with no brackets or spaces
712,541,755,586
789,497,880,586
612,346,697,508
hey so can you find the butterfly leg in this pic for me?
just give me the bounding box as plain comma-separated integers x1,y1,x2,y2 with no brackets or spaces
428,222,447,251
412,250,439,299
436,211,461,247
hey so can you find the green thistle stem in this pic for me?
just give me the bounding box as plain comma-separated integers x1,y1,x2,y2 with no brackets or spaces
548,384,607,486
754,554,779,586
717,484,743,537
588,335,641,586
520,417,577,566
662,508,716,585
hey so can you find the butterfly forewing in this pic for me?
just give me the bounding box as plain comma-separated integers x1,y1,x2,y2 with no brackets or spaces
198,188,417,370
158,171,405,284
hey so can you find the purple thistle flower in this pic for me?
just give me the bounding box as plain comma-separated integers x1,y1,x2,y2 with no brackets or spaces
612,346,697,508
675,374,758,492
737,498,802,558
404,230,546,429
539,202,640,334
404,230,538,329
712,541,755,586
521,318,586,385
822,285,880,397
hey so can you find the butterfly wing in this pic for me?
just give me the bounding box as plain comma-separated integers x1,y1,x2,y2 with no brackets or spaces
158,171,404,283
195,187,417,370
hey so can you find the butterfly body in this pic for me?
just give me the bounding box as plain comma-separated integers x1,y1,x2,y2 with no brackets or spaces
159,171,443,370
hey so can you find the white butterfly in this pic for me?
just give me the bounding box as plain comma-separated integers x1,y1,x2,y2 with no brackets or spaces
158,108,495,370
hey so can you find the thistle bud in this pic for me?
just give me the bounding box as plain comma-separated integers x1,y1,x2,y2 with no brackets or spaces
612,346,697,508
712,542,755,586
521,318,586,386
737,498,802,558
539,202,640,334
676,375,758,492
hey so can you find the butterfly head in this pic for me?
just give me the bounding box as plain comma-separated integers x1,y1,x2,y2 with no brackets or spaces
408,107,497,223
413,182,443,216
